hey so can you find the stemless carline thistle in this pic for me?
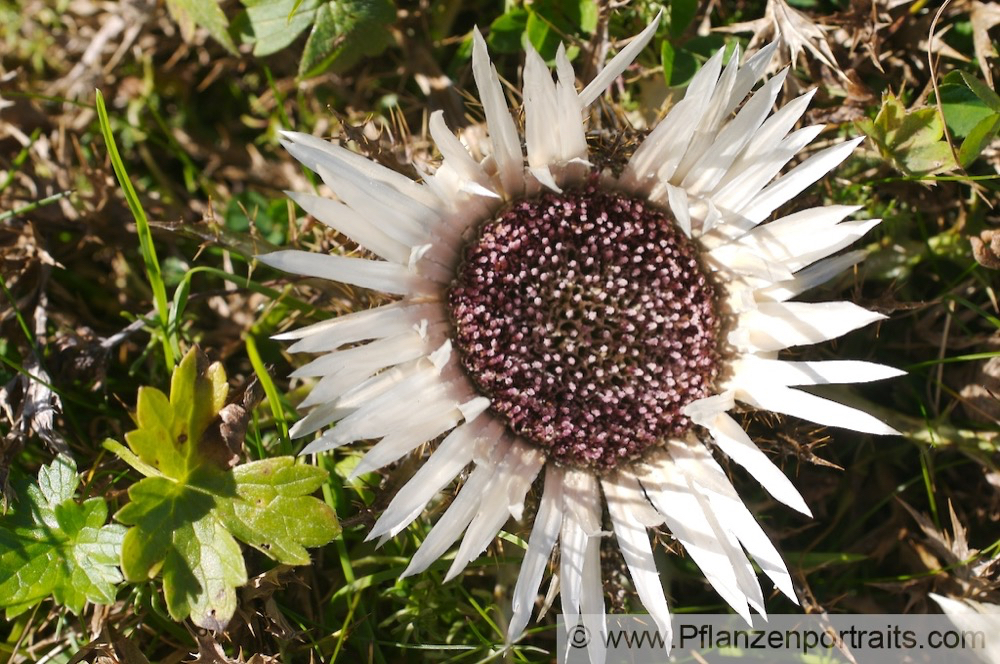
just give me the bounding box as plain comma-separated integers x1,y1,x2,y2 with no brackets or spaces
259,16,902,660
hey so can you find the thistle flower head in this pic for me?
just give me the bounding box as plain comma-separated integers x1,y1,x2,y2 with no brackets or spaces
260,16,902,661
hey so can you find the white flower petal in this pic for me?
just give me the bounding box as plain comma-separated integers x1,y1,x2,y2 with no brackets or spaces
709,125,825,227
445,442,544,581
742,205,879,272
696,411,811,516
722,40,780,116
758,250,867,302
721,88,817,187
560,469,601,624
682,68,788,197
667,442,767,617
401,434,512,578
292,360,420,440
748,201,861,245
670,48,742,184
428,111,488,180
639,454,753,624
303,359,454,447
528,166,563,193
279,130,441,209
709,244,795,283
297,365,379,409
622,47,725,187
368,419,501,541
665,183,692,237
472,28,524,197
291,326,433,379
683,391,736,423
508,465,565,643
668,439,797,602
523,44,563,169
736,383,900,435
739,137,865,226
296,325,444,407
282,145,440,247
578,12,661,107
350,408,464,479
554,43,588,164
286,191,411,265
258,250,432,296
275,298,440,342
328,380,459,445
303,322,435,381
603,472,672,643
733,356,906,386
733,301,886,352
458,396,491,422
580,528,608,664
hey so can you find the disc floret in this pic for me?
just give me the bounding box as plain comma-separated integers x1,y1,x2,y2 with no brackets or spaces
448,184,720,470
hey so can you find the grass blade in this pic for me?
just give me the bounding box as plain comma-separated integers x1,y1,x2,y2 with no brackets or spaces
94,89,177,369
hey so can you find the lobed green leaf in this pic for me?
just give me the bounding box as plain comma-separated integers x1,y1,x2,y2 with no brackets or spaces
112,348,339,629
0,457,125,618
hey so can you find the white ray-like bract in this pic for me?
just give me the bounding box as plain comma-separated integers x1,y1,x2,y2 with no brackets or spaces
262,14,901,661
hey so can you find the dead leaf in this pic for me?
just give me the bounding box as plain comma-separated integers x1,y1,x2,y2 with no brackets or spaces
68,626,152,664
971,229,1000,269
188,631,281,664
236,566,303,642
971,1,1000,88
959,350,1000,424
716,0,849,81
201,376,265,469
899,499,973,566
1,290,71,500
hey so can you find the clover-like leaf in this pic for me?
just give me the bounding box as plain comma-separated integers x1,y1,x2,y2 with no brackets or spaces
0,456,126,618
110,348,339,630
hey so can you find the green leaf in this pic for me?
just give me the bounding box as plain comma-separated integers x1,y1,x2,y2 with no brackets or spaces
668,0,699,38
216,458,341,564
959,112,1000,167
525,0,597,61
117,474,244,630
958,71,1000,112
936,83,996,137
299,0,396,78
856,93,958,176
488,8,529,54
662,42,698,87
0,456,125,618
165,0,238,54
125,348,228,480
111,348,339,629
661,38,675,86
243,0,321,56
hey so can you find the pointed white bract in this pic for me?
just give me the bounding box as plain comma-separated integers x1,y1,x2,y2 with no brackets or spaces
261,15,901,662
